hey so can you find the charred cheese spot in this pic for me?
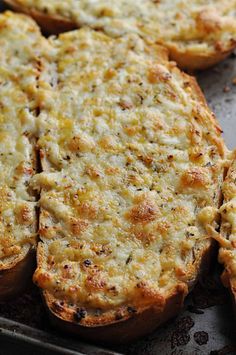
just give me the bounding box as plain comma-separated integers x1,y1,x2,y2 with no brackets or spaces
133,230,156,244
179,168,210,190
119,99,134,110
33,269,52,289
15,204,34,225
104,68,116,80
68,135,95,153
148,64,171,84
127,201,159,224
75,201,98,220
133,281,165,307
70,217,88,236
84,166,101,179
156,221,170,236
123,125,141,136
98,136,116,151
86,274,107,291
196,9,222,34
3,245,21,257
105,166,120,175
15,162,34,177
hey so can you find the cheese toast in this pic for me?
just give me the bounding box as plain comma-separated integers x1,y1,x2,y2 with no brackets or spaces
0,11,48,299
30,28,227,342
5,0,236,70
218,157,236,313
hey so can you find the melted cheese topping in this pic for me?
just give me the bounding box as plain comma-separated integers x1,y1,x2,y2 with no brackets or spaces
219,158,236,281
13,0,236,54
32,28,226,318
0,12,47,267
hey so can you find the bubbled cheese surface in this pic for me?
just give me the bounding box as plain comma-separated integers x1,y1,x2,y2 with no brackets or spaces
31,28,227,320
12,0,236,54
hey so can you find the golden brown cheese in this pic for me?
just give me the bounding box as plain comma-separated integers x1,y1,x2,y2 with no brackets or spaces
0,12,49,269
31,28,227,323
7,0,236,63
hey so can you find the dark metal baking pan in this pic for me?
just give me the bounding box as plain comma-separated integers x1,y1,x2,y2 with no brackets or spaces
1,1,236,354
0,316,120,355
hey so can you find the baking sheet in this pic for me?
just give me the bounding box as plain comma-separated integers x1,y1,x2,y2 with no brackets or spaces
0,1,236,354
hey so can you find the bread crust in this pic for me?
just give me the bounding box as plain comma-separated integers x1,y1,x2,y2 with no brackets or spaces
167,42,236,71
5,0,236,70
221,270,236,316
4,0,77,34
219,157,236,318
0,247,35,301
229,279,236,316
45,286,187,344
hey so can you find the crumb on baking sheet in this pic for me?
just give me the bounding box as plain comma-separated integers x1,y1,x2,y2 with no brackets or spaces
223,86,231,93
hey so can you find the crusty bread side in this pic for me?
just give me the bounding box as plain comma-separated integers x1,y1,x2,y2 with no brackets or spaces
4,0,236,70
4,0,77,35
31,28,227,342
218,157,236,316
167,42,236,71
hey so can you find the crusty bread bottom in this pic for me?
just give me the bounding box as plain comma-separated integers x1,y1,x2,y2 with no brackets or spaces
45,287,186,344
0,248,35,301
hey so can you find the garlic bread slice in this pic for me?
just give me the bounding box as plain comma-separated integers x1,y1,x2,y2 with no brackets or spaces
5,0,236,70
0,11,48,299
32,28,227,342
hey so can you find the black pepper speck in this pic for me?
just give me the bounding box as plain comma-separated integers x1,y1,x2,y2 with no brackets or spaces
194,331,209,345
74,308,87,322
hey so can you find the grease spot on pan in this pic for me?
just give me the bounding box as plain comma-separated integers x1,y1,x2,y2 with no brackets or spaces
171,316,194,349
193,331,209,345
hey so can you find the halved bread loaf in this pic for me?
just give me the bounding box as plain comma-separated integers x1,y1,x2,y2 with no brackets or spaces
218,156,236,313
0,11,48,299
5,0,236,70
31,28,227,342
